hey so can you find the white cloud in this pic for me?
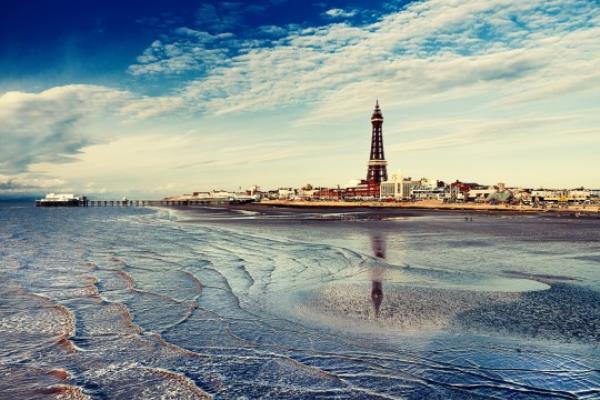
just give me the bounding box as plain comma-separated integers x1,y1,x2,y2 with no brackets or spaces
0,85,129,174
119,95,184,119
127,37,231,76
0,84,187,195
323,8,358,19
0,174,67,193
150,0,598,127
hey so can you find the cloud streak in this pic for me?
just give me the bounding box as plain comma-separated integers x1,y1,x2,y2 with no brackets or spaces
0,175,66,192
0,85,129,174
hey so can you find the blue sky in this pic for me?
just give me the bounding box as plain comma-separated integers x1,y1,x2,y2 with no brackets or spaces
1,0,599,197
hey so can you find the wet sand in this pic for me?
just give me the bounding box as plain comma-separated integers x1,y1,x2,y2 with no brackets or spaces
256,199,600,217
173,201,600,223
2,202,599,399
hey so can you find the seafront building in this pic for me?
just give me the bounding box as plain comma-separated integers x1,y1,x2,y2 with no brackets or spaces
531,189,592,203
380,174,410,200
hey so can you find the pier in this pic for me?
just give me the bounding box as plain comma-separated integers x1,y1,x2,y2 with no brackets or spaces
35,199,253,207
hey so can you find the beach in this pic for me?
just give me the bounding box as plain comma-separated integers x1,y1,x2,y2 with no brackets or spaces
1,202,599,399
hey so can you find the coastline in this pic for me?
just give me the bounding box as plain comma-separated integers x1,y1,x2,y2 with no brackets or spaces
255,199,600,217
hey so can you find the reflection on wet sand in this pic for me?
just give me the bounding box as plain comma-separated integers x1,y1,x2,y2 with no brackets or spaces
370,232,385,318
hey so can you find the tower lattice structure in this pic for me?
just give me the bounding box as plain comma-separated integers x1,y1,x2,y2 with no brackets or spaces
366,100,388,186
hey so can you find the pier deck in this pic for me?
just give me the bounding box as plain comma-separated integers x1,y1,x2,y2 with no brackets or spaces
35,199,252,207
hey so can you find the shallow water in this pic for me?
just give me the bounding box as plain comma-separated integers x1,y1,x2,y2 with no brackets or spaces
1,203,599,399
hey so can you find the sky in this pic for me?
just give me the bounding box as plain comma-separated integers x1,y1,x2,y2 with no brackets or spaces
1,0,599,198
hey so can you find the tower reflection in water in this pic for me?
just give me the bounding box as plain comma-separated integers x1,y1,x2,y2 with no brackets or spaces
370,232,386,318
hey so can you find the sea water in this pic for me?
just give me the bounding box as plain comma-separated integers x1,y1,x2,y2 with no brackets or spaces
1,202,599,399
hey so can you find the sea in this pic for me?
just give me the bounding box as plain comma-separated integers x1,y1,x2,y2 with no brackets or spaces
0,201,599,399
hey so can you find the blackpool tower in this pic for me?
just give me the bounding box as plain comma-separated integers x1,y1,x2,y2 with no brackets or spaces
366,100,388,188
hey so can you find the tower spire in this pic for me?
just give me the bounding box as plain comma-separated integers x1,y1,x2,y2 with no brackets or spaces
371,100,383,121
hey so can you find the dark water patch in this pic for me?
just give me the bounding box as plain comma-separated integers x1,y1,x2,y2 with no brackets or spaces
443,239,496,248
503,270,578,282
454,283,600,343
572,254,600,263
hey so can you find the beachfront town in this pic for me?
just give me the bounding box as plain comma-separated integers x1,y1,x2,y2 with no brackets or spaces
37,101,599,209
167,101,599,208
171,180,600,207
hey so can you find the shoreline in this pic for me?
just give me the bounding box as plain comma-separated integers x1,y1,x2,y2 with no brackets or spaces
253,199,600,217
164,201,600,222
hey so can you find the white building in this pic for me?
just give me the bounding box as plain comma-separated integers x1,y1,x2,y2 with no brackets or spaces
214,190,234,199
568,190,591,202
512,189,532,203
192,191,211,199
278,188,296,200
467,188,496,202
297,188,317,200
37,193,86,206
42,193,81,202
531,189,590,202
189,190,233,199
380,174,411,200
409,177,445,200
531,190,563,202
